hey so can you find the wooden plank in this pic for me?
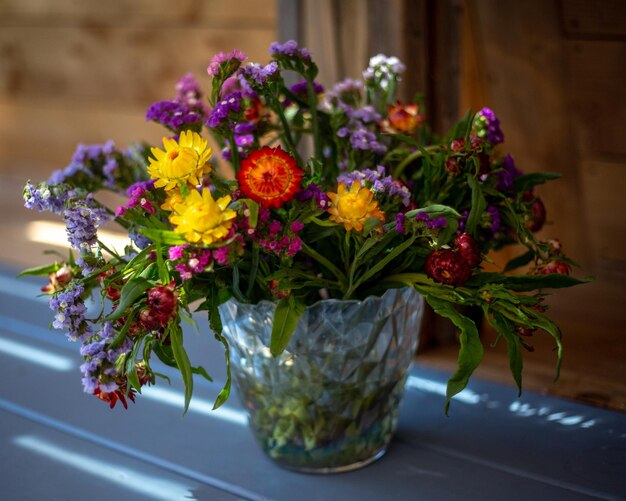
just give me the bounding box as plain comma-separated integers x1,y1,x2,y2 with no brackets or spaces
565,40,626,157
0,26,276,104
0,0,276,28
561,0,626,39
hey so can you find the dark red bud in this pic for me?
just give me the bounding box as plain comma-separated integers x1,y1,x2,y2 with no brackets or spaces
526,197,546,232
425,249,472,287
455,232,482,268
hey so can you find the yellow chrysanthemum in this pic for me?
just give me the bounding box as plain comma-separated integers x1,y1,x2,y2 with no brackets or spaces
161,191,184,212
148,130,212,191
327,181,385,232
169,188,236,245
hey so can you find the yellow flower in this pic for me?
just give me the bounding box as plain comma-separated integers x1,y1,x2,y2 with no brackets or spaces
169,188,236,245
161,191,183,212
148,130,212,191
327,181,385,231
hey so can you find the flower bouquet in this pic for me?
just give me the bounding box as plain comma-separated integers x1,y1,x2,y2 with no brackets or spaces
23,40,587,470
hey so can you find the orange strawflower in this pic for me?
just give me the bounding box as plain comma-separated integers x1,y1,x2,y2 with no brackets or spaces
327,181,385,232
381,102,425,135
236,146,304,208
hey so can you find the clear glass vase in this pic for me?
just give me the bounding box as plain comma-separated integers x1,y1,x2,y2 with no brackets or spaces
219,287,423,473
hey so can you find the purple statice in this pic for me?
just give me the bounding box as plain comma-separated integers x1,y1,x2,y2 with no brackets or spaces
48,141,120,188
79,322,132,395
115,180,156,217
49,284,91,342
336,104,386,155
146,100,204,131
486,205,501,233
395,213,406,234
269,40,311,61
64,196,110,251
284,80,324,107
496,154,522,192
23,181,68,214
129,232,151,250
338,166,411,206
325,78,363,109
206,91,243,129
207,49,247,76
175,73,203,103
474,108,504,145
295,182,330,209
416,211,447,230
240,62,279,86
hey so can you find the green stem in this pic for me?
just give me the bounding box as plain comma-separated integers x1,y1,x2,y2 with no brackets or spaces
229,134,240,173
270,96,303,165
394,145,440,179
306,78,322,161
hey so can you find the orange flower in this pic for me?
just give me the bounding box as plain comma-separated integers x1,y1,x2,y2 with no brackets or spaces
327,181,385,232
236,146,304,208
381,102,425,135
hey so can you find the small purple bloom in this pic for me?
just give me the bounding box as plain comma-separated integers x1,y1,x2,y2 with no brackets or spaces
269,40,311,61
395,213,406,234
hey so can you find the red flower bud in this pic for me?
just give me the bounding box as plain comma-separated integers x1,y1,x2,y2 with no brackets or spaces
425,249,472,287
455,232,482,268
526,197,546,232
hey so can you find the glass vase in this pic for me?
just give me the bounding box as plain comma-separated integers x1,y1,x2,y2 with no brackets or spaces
219,287,423,473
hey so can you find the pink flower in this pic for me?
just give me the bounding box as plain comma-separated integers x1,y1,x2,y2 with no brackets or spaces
169,245,188,260
213,246,230,266
290,221,304,233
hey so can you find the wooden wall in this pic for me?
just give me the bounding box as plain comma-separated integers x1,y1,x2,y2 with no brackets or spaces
0,0,277,180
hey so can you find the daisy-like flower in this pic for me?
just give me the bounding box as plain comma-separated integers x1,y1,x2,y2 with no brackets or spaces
169,188,236,245
236,146,304,208
327,181,385,232
147,130,212,191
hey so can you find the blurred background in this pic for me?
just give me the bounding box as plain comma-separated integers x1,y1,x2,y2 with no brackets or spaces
1,0,625,411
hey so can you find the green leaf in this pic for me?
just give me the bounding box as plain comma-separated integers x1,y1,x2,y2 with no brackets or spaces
405,204,461,220
139,228,186,245
353,236,416,289
499,274,592,292
485,309,522,395
270,296,304,357
208,287,232,410
169,324,194,414
465,175,487,234
18,263,61,277
105,277,152,321
503,250,535,272
513,172,561,192
426,296,484,414
242,199,259,228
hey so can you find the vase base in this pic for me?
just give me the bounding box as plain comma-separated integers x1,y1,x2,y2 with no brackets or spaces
276,445,388,475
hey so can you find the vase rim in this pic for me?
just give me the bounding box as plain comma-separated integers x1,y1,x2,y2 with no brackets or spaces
223,286,422,311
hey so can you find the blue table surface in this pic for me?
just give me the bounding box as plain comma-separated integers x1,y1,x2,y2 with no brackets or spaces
1,266,624,501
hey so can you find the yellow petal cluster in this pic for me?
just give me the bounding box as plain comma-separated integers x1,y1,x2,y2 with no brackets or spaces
327,181,385,232
148,130,212,191
169,188,236,245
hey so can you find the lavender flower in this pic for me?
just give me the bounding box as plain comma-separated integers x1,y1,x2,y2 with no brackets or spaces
295,182,330,209
486,205,501,233
48,141,122,189
395,213,406,234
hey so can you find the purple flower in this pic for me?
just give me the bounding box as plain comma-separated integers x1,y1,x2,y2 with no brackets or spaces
206,91,243,128
395,213,406,234
416,211,447,230
169,244,188,260
487,205,501,233
64,197,110,251
269,40,311,61
207,49,247,76
475,107,504,145
146,100,204,131
240,62,279,86
49,285,91,341
23,181,68,214
295,183,330,209
338,167,410,206
496,154,522,192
